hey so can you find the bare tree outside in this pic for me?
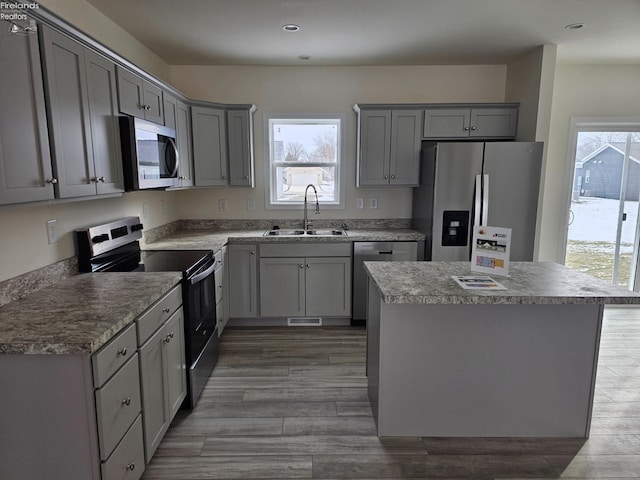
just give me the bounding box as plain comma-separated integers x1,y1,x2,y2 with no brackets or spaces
309,130,337,163
576,132,640,161
285,141,307,162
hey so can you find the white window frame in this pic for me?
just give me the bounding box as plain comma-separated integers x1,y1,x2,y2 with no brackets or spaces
263,113,346,209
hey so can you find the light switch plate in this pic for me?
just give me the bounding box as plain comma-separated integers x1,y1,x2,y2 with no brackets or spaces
356,198,364,209
246,198,255,211
369,197,378,209
219,199,228,212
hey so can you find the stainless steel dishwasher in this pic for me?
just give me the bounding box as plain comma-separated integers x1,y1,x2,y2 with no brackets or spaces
352,241,418,323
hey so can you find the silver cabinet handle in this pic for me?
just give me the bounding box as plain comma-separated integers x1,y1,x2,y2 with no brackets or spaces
162,307,171,313
46,178,58,184
121,397,131,406
126,463,135,471
179,175,187,180
164,332,174,343
91,176,105,183
117,347,127,356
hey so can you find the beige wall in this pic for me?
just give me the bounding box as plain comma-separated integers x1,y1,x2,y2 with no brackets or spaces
539,63,640,262
170,65,508,221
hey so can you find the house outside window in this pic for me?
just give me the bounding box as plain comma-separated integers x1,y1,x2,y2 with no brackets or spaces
266,115,344,208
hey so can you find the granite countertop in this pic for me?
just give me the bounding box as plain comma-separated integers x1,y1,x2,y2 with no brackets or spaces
364,261,640,305
143,228,425,251
0,272,182,355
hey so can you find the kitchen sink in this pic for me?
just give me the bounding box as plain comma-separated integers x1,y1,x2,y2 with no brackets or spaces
263,229,346,237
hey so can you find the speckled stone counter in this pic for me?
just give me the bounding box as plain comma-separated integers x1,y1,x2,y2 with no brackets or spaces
142,228,425,251
364,261,640,305
0,272,181,354
364,261,640,438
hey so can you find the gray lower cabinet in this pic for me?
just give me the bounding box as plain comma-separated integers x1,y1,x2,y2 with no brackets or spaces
228,244,258,318
192,106,228,186
356,109,421,186
138,308,186,463
259,243,352,318
0,23,55,205
40,25,123,198
423,106,518,139
116,66,164,124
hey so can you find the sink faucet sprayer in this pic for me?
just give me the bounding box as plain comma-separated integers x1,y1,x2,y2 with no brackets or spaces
303,184,320,230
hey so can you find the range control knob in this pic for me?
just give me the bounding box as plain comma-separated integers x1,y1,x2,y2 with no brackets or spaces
130,223,144,232
91,234,109,244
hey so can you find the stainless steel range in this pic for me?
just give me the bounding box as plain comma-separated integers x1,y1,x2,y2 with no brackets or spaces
75,216,219,408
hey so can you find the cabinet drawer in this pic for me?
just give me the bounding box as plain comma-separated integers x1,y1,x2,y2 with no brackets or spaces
101,414,145,480
95,353,142,460
137,284,182,346
260,243,351,258
93,323,138,388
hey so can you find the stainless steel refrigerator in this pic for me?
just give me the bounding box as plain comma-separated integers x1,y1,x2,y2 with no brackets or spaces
411,141,543,261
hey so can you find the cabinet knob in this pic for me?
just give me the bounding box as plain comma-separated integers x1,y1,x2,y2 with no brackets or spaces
243,175,249,179
163,307,171,313
164,332,174,343
121,397,131,406
117,347,127,356
471,126,477,130
384,175,388,179
91,176,106,183
46,178,58,184
179,175,187,180
299,264,304,268
126,463,135,471
464,126,470,131
306,264,310,268
391,175,396,179
250,251,255,255
222,175,227,179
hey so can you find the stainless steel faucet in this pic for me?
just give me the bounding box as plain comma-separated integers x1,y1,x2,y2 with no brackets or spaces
303,184,320,230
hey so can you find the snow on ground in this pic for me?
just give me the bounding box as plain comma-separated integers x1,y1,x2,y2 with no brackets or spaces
568,197,638,249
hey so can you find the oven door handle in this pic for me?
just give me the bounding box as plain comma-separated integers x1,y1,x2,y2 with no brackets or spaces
189,261,216,285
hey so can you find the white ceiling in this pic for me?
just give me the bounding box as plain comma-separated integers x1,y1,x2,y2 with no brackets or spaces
86,0,640,66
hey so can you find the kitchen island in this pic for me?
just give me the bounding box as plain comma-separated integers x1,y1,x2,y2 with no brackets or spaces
364,261,640,438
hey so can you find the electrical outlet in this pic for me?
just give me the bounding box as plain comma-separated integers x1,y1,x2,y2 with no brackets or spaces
219,199,228,212
356,198,364,209
246,198,255,211
369,197,378,209
46,219,58,244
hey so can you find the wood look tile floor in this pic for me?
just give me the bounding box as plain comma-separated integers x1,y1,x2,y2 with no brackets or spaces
141,307,640,480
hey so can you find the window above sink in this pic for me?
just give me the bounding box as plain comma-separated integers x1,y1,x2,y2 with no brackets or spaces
265,114,345,210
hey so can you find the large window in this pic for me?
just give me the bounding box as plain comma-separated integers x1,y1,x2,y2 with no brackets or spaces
266,115,343,207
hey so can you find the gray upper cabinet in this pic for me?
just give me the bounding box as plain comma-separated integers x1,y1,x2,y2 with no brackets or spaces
85,50,124,195
357,109,421,187
0,23,55,205
116,66,164,124
192,105,228,186
227,109,254,187
163,94,193,188
423,106,518,139
40,25,123,198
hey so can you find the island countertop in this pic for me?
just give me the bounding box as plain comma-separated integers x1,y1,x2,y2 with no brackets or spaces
364,261,640,305
0,272,182,355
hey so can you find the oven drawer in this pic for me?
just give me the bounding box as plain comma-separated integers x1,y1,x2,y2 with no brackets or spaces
95,353,142,461
93,323,138,388
137,284,182,346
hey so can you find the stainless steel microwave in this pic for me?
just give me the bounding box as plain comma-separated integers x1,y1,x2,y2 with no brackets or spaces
119,116,179,190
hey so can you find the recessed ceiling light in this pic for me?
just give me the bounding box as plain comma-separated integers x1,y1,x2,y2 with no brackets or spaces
298,55,311,60
282,24,300,32
565,23,585,30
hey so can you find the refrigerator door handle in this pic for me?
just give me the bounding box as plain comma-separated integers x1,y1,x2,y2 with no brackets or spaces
482,174,489,225
474,174,482,226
